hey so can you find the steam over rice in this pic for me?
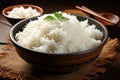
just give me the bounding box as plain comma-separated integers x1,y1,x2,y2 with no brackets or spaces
15,12,103,53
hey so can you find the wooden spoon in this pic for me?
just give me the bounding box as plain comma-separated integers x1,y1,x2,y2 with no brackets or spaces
99,13,119,26
75,6,116,26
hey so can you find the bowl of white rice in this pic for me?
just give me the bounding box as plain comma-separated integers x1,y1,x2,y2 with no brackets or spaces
2,4,43,25
10,12,108,73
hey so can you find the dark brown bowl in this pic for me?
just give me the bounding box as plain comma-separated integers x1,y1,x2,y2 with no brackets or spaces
2,4,43,25
9,15,108,73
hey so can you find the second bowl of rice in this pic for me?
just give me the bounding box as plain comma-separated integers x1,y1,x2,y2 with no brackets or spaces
2,4,43,25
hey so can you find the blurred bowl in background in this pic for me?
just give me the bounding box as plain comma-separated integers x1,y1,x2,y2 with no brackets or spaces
62,9,89,17
2,4,43,25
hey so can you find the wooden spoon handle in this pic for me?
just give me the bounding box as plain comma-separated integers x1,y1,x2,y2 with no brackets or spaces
75,6,114,24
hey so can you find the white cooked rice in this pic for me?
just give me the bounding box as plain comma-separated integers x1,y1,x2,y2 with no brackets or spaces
7,6,41,18
15,12,103,54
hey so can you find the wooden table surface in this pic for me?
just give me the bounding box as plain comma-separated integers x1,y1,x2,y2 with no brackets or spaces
0,0,120,80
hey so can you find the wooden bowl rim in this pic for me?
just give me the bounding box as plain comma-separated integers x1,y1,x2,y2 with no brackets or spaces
2,4,43,19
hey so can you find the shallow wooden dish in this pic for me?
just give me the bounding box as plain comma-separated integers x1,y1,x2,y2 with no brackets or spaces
2,4,43,25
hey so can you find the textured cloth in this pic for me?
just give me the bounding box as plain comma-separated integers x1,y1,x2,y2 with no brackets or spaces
0,38,119,80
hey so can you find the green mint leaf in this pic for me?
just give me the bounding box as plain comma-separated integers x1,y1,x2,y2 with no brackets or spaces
44,12,69,22
59,17,69,22
44,15,57,21
54,12,62,20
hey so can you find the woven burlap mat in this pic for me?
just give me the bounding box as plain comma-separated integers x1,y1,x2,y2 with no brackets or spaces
0,38,119,80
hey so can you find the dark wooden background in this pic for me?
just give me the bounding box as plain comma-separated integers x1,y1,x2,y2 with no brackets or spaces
0,0,120,80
